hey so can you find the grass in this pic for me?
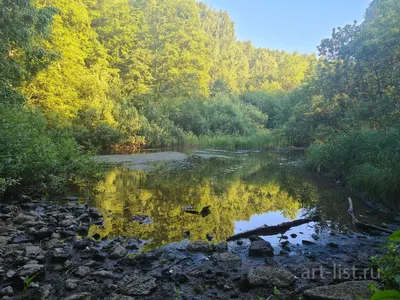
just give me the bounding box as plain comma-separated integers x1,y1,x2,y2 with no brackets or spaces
183,131,287,151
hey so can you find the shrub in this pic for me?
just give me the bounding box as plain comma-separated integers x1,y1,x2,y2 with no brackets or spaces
0,105,102,198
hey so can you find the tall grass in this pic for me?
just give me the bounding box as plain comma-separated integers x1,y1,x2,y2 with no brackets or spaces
184,131,287,151
307,128,400,207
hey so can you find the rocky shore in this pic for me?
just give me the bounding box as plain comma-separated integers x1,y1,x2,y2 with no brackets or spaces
0,201,390,299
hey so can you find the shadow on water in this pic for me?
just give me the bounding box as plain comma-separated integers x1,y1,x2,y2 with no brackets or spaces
83,150,378,251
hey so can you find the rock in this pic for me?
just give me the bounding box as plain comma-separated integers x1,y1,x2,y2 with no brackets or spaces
66,279,79,290
64,292,92,300
11,234,33,244
303,280,379,300
206,233,214,241
35,227,53,239
290,233,297,238
61,230,78,238
249,240,274,257
302,240,316,246
18,264,44,278
0,236,10,244
74,226,89,236
327,242,339,248
40,284,52,299
109,244,128,259
118,274,157,296
131,214,152,224
212,252,242,268
76,266,91,277
109,294,136,300
248,266,295,288
311,234,320,240
89,208,102,219
6,270,16,279
187,241,211,253
237,240,243,246
249,235,263,242
0,286,13,296
50,248,71,263
25,245,42,258
42,238,62,250
73,238,92,250
90,249,107,262
92,270,115,278
212,242,228,253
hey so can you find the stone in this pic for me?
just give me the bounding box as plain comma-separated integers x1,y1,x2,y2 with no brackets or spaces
0,236,11,244
40,284,52,299
35,227,53,239
187,241,211,253
249,240,274,257
18,264,44,278
0,286,13,296
302,240,316,246
303,280,379,300
89,208,102,219
109,244,128,259
25,245,42,258
73,238,92,250
66,279,79,290
237,240,243,246
11,234,33,244
327,242,339,248
311,234,320,240
76,266,91,277
60,230,78,238
64,292,92,300
248,266,295,288
118,274,157,296
110,294,136,300
92,270,115,278
50,248,71,263
212,252,242,268
212,242,228,253
290,233,297,238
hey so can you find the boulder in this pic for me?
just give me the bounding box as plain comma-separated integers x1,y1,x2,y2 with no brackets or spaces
118,274,157,296
18,263,44,278
303,280,379,300
25,245,42,258
248,266,295,288
249,240,274,257
76,266,91,277
212,252,241,268
109,244,127,259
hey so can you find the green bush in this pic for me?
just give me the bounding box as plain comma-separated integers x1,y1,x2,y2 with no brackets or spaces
0,105,102,198
73,123,122,151
307,128,400,206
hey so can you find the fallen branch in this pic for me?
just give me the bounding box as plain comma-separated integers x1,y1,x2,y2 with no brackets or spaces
348,197,393,234
226,216,319,241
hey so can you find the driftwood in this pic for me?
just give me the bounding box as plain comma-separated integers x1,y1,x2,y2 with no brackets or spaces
226,216,319,242
347,197,393,234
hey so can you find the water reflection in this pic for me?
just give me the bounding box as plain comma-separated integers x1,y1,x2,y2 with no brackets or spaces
87,151,352,251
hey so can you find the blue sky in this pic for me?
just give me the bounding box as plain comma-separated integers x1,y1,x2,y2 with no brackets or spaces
200,0,371,54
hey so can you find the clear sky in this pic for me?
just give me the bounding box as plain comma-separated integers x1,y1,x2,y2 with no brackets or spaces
200,0,371,54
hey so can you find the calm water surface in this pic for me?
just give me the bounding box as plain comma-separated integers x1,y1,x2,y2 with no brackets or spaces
83,150,373,251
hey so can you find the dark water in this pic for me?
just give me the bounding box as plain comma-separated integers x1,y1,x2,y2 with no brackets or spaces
82,150,376,251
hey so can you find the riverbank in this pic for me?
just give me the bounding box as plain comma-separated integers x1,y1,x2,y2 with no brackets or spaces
0,200,393,300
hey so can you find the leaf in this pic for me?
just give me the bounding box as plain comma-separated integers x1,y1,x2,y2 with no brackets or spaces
371,290,400,300
388,230,400,243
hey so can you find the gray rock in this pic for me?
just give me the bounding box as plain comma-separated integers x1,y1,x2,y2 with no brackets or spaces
109,244,127,259
25,245,42,258
118,274,157,296
18,264,44,278
11,234,33,244
0,236,10,244
50,248,71,263
327,242,339,248
35,227,53,239
76,266,91,277
109,294,136,300
249,240,274,257
311,234,320,240
66,279,79,290
0,286,13,296
64,292,92,300
187,241,211,253
92,270,115,278
248,266,295,288
303,280,379,300
212,252,241,268
40,284,52,300
302,240,316,246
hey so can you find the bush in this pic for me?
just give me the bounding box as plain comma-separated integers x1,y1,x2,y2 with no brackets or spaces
73,123,122,151
307,128,400,206
0,105,102,198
